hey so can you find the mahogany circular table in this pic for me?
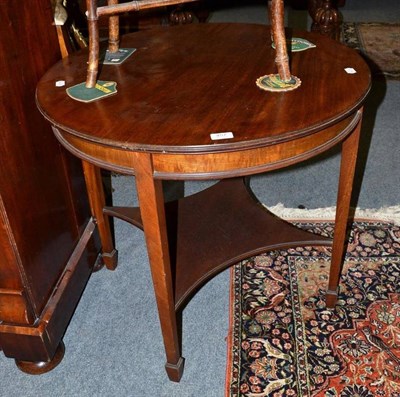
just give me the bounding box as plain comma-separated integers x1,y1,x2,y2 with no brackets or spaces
36,23,371,381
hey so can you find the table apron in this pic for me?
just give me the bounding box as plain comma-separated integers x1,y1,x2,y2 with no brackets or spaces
153,111,361,179
52,110,361,180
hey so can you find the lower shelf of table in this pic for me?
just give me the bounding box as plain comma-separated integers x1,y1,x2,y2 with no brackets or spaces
104,178,332,310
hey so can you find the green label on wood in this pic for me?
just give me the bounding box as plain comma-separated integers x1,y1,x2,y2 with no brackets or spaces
102,48,136,65
272,38,316,52
66,81,117,103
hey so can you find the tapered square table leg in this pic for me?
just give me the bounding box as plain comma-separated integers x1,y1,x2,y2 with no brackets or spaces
82,160,118,270
134,154,184,382
326,108,364,308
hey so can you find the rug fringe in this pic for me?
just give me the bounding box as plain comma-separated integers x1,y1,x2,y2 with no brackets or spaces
265,204,400,225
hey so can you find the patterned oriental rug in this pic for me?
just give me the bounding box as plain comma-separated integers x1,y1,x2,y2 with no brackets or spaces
342,22,400,80
225,219,400,397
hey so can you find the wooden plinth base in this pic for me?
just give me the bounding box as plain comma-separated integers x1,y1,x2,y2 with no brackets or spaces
15,342,65,375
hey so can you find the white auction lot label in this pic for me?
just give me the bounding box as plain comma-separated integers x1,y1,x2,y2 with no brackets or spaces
345,67,357,74
210,132,234,140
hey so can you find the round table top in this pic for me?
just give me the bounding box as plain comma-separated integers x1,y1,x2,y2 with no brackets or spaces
36,23,371,154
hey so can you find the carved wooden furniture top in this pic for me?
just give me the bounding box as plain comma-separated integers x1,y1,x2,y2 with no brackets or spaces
37,23,370,156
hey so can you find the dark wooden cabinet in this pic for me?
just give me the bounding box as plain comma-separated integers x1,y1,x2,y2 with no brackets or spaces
0,1,100,373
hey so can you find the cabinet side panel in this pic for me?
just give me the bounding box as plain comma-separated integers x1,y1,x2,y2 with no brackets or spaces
0,197,23,290
0,197,35,324
0,2,93,317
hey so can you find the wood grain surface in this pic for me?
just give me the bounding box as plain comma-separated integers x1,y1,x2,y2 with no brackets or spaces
36,23,371,153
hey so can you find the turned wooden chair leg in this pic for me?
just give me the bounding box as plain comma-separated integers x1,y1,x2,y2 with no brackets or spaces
309,0,341,40
85,0,120,87
85,0,99,88
108,0,120,52
82,160,118,270
326,108,363,308
269,0,291,82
